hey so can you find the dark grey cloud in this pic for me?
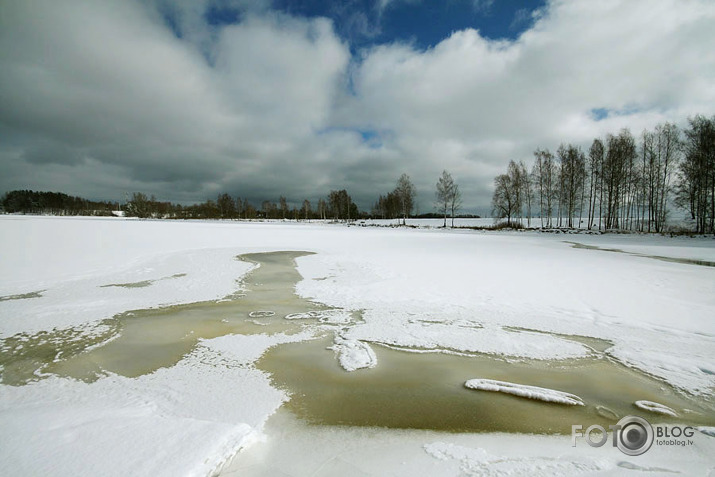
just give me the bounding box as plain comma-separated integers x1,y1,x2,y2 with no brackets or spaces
1,0,714,213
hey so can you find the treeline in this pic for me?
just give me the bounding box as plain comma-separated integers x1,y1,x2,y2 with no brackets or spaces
1,190,119,216
491,115,715,234
123,190,366,221
4,115,713,234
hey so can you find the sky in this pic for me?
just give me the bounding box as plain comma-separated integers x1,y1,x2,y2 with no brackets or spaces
1,0,714,215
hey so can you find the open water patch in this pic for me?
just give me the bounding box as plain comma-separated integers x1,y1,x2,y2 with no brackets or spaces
258,336,715,434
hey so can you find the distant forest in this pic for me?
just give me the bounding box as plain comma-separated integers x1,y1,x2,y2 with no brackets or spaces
0,187,475,222
2,115,713,233
1,190,120,216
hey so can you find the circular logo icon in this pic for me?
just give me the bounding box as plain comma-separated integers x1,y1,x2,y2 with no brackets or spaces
616,416,654,456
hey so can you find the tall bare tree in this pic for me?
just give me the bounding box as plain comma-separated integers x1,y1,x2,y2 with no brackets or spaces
602,129,636,229
519,161,532,227
395,173,416,225
532,148,557,227
449,181,462,227
675,115,715,233
557,144,586,228
507,161,524,223
435,170,453,227
587,139,604,229
317,198,327,220
435,170,461,227
648,122,680,232
492,173,519,224
301,199,311,221
279,196,288,220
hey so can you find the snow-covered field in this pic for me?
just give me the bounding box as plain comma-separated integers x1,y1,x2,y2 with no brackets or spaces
1,215,714,476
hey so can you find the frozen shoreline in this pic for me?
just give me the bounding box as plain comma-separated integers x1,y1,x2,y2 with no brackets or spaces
1,216,714,475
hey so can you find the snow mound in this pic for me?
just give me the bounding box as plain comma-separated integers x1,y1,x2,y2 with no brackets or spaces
284,310,353,324
697,426,715,437
328,337,377,372
634,400,677,417
248,310,275,318
464,379,584,406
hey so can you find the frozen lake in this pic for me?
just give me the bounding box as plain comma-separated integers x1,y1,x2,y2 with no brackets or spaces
0,216,714,476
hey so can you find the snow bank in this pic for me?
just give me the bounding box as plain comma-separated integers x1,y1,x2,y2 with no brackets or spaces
464,379,584,406
328,337,377,372
634,400,678,417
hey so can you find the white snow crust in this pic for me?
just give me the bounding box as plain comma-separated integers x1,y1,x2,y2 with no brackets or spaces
284,309,354,324
634,400,678,417
328,336,377,371
341,315,589,360
464,378,584,405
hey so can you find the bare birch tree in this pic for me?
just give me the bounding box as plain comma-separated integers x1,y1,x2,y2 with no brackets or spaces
435,170,453,227
395,173,416,225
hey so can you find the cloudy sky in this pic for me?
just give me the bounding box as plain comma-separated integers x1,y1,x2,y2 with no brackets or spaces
1,0,714,214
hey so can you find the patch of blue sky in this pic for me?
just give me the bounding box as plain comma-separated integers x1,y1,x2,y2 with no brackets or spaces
590,108,609,121
204,5,242,26
158,1,548,52
590,104,646,121
318,127,384,148
270,0,547,50
379,0,546,48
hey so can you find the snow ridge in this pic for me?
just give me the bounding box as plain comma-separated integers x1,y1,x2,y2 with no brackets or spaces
634,400,677,417
464,379,584,406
